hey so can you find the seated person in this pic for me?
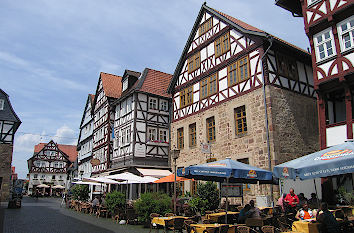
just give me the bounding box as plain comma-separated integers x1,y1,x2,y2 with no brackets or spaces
316,202,339,233
295,203,314,220
308,193,319,209
248,200,261,218
238,204,251,224
298,193,308,208
91,196,99,213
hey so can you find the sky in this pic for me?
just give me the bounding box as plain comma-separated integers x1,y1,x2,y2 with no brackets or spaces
0,0,309,179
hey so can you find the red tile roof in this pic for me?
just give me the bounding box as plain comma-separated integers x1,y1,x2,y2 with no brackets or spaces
138,68,173,98
34,142,78,162
100,72,123,98
211,7,309,55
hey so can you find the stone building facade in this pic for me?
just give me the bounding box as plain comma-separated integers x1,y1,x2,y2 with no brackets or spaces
168,4,319,203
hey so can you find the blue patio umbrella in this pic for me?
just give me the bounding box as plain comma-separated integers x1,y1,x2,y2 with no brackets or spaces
177,158,273,224
177,158,273,184
273,141,354,180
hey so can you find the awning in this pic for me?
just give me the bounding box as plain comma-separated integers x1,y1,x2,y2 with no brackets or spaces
137,168,172,178
154,174,190,183
83,177,120,184
73,181,101,186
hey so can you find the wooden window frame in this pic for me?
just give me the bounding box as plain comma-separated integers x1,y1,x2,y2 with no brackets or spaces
200,73,219,100
206,116,216,143
191,180,198,196
189,123,197,148
159,129,168,143
188,52,201,73
177,128,184,149
214,32,230,58
180,86,193,108
276,52,299,81
234,106,247,136
199,17,213,36
228,55,250,87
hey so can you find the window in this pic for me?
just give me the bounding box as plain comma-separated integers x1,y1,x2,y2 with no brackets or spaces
191,180,198,196
188,52,201,73
52,175,56,180
276,53,298,80
200,73,218,99
149,98,157,110
215,32,230,57
199,17,213,36
314,29,336,62
235,106,247,135
189,123,196,147
337,16,354,52
180,86,193,108
125,127,131,144
206,117,215,142
0,99,4,110
148,128,157,142
121,128,126,144
160,100,168,111
177,128,184,149
54,162,58,168
59,175,63,180
34,174,38,179
228,56,250,86
159,129,168,143
122,79,128,91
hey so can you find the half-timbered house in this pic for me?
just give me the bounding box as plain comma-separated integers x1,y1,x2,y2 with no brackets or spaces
111,68,172,168
276,0,354,204
27,141,77,195
168,4,319,202
0,89,21,202
91,72,122,174
77,94,95,179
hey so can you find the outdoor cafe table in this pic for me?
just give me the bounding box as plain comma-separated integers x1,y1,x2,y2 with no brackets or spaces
190,223,236,233
291,219,320,233
205,211,239,222
151,216,189,227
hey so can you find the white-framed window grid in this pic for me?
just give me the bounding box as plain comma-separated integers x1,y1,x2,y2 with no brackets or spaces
337,16,354,52
160,100,168,111
159,129,168,143
148,128,157,142
149,98,158,110
314,29,336,62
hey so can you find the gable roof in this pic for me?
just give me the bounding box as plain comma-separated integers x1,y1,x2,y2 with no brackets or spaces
136,68,172,98
34,141,78,162
89,94,95,105
100,72,123,99
0,89,21,131
167,4,309,93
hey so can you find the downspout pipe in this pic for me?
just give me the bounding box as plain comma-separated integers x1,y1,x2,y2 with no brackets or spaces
260,34,274,206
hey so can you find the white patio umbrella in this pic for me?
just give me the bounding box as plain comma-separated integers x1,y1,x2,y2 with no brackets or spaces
37,184,50,188
52,185,65,189
106,172,143,182
83,177,120,184
72,181,101,185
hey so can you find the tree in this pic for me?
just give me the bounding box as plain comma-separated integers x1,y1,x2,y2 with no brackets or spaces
71,184,89,201
188,181,220,215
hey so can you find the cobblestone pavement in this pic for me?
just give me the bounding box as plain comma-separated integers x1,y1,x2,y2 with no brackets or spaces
1,197,150,233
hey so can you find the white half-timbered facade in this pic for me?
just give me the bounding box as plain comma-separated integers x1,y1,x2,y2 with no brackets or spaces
77,94,94,179
168,4,319,202
91,72,122,174
27,141,77,195
111,68,172,168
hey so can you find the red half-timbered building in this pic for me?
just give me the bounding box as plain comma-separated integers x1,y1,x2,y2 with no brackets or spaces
27,141,77,195
91,72,122,174
276,0,354,149
168,4,319,202
276,0,354,205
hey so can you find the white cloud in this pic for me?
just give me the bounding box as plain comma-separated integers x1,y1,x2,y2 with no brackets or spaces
53,125,77,145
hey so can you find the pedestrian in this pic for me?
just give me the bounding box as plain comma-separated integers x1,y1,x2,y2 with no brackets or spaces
278,193,287,212
60,192,66,207
284,188,299,216
295,203,314,220
316,202,339,233
248,200,261,218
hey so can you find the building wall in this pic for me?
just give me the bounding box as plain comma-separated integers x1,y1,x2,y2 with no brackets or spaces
0,144,13,202
28,173,67,195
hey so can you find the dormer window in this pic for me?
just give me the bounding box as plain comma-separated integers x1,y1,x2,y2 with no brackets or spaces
0,99,4,110
122,79,128,92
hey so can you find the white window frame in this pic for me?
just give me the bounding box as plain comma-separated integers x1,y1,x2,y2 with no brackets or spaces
148,128,157,142
159,129,168,143
307,0,321,7
160,100,168,111
0,99,4,110
34,174,38,179
149,98,158,110
337,16,354,52
313,28,336,62
125,127,131,144
122,79,128,91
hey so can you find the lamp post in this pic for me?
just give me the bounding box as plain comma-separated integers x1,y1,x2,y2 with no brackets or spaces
171,149,180,214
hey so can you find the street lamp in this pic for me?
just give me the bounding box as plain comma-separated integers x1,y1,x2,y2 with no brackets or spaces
171,149,180,214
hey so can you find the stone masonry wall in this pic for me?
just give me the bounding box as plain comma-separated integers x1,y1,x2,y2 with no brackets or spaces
0,144,13,202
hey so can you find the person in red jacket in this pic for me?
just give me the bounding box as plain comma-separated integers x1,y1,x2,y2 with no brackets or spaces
284,188,299,215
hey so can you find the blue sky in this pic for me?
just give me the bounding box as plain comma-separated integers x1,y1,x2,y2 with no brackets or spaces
0,0,308,179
